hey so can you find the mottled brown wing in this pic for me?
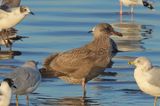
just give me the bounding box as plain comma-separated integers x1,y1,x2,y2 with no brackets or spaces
50,46,96,74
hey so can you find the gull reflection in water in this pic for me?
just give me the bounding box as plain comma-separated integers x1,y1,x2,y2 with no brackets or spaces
112,21,153,52
35,96,100,106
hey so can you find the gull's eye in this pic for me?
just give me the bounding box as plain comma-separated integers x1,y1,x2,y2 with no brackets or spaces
20,7,27,13
23,8,27,12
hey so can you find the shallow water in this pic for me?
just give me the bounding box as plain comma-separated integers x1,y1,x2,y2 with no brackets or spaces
0,0,160,106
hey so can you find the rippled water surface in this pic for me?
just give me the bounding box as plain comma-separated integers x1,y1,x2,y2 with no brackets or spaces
1,0,160,106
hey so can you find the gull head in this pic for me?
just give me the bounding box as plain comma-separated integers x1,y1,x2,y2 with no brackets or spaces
22,60,38,68
1,78,16,89
128,57,152,71
20,6,34,15
88,23,123,38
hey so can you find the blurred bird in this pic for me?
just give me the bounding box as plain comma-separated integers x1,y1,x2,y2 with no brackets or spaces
0,0,30,48
0,78,16,106
129,57,160,106
0,60,41,106
0,28,28,51
0,6,34,30
119,0,154,15
41,23,122,97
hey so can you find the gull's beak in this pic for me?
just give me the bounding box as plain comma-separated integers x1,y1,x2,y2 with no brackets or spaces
30,11,35,15
13,85,17,88
88,30,93,33
111,30,123,37
128,61,134,65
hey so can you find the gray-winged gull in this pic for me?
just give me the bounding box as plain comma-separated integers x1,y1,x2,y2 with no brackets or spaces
0,60,41,106
129,56,160,106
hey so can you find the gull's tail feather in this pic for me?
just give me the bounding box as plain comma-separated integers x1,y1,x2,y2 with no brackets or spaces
143,1,154,10
40,53,66,77
43,53,59,71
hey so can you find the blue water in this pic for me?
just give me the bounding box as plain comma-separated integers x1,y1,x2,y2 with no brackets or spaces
0,0,160,106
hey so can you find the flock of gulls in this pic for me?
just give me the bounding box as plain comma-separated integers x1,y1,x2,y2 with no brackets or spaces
0,0,158,106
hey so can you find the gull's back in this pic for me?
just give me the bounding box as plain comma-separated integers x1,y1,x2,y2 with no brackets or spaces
146,66,160,88
3,63,41,95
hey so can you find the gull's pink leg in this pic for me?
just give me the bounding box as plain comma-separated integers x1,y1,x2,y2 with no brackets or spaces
120,0,123,15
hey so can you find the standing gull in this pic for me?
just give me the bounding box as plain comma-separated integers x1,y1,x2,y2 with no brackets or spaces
0,6,33,47
119,0,154,14
129,57,160,106
0,78,16,106
42,23,122,97
0,60,41,106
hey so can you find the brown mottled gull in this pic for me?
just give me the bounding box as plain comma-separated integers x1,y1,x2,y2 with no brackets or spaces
42,23,123,97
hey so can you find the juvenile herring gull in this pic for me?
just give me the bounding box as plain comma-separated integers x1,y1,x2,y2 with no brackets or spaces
129,56,160,106
42,23,123,97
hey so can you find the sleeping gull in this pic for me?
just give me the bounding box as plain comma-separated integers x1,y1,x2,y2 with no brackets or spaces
41,23,123,97
0,60,41,106
129,56,160,106
119,0,154,14
0,78,16,106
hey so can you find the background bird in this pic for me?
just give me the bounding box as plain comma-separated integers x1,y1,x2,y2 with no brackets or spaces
0,0,30,50
0,6,34,30
41,23,122,97
0,28,28,51
0,60,41,106
0,78,16,106
129,57,160,106
119,0,154,15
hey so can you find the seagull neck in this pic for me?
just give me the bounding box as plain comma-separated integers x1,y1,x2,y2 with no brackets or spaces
91,35,111,49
